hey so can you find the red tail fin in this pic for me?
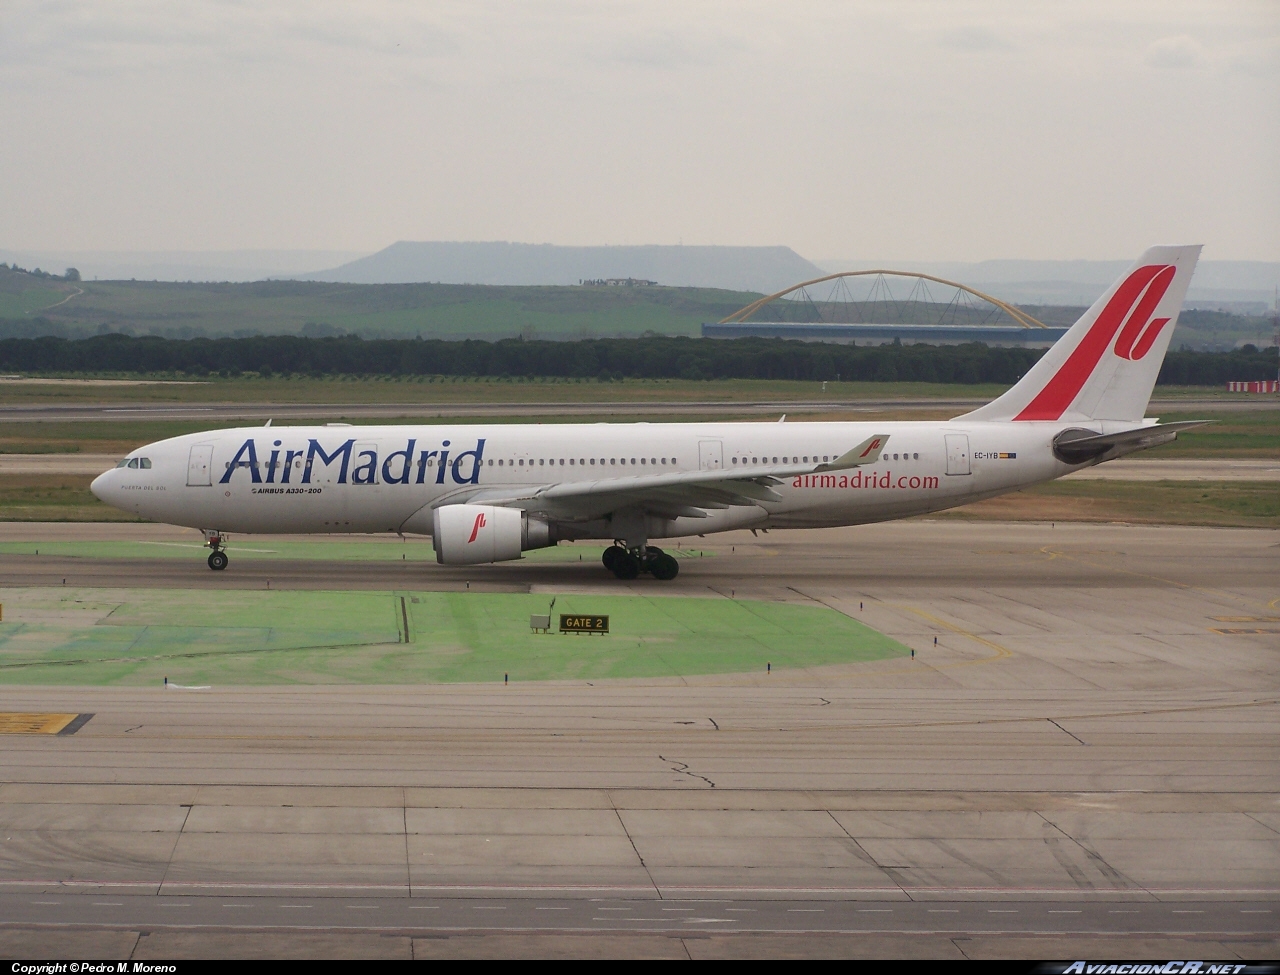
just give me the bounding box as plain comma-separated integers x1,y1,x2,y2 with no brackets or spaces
961,246,1200,423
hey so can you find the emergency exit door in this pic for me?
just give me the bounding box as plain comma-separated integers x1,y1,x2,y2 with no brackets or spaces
187,445,213,486
944,434,971,476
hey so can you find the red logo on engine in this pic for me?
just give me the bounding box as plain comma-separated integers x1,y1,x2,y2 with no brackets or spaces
467,512,486,543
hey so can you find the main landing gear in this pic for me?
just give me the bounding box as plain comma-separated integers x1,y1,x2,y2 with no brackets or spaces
602,544,679,581
203,530,228,571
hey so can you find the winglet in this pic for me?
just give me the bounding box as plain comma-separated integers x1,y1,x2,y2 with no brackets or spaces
817,434,889,471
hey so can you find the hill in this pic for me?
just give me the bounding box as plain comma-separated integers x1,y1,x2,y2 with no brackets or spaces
303,241,824,292
0,266,758,341
0,264,1271,349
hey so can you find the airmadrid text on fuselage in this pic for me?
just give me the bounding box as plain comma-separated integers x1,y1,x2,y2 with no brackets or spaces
220,437,485,487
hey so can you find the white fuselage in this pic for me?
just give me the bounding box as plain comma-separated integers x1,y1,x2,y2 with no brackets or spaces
90,419,1105,540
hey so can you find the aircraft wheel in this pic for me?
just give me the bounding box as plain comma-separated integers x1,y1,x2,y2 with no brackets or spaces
208,550,229,571
650,553,679,580
611,552,640,580
602,545,625,571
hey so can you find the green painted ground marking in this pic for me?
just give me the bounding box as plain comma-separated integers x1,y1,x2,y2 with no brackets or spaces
0,541,711,563
0,588,903,685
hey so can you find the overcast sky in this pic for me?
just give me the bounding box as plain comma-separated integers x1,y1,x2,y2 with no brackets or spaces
2,1,1276,261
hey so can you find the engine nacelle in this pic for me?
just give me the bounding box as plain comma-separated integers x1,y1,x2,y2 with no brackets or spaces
432,504,556,565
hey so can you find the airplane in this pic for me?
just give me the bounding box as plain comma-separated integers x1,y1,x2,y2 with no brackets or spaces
91,245,1205,581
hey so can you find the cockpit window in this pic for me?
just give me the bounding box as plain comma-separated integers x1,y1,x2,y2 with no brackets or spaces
139,458,152,469
115,458,129,468
127,458,139,469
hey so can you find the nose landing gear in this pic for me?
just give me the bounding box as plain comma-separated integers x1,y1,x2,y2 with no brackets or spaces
602,543,678,581
203,530,228,571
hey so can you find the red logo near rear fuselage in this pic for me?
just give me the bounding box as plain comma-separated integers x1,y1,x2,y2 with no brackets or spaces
1014,264,1176,421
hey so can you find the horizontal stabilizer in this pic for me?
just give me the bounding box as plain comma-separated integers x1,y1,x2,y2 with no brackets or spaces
1053,421,1210,464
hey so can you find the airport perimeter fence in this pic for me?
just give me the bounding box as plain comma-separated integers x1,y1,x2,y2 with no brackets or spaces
0,331,1275,385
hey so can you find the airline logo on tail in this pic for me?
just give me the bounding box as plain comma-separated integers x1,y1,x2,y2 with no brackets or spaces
1015,264,1177,421
468,511,487,543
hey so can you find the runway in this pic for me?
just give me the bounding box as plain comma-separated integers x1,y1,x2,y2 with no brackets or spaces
0,521,1277,958
0,394,1270,423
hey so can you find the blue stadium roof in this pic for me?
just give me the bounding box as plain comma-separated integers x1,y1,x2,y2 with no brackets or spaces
701,322,1069,348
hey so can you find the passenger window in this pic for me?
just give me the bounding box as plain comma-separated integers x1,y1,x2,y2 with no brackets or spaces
539,459,545,466
914,452,919,459
519,459,524,466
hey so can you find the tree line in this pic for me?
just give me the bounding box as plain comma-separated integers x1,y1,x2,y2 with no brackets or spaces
0,332,1274,385
2,263,80,281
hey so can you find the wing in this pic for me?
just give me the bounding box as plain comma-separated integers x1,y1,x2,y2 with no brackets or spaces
444,434,890,522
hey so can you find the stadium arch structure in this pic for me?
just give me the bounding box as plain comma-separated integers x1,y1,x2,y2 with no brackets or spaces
704,269,1069,348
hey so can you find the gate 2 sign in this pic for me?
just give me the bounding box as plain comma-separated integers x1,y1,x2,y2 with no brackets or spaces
560,614,609,634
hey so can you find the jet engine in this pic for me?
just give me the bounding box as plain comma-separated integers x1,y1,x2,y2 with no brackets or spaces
432,504,555,565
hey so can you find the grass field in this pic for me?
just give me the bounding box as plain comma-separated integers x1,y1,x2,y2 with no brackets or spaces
0,475,141,522
2,266,1268,346
0,406,1273,465
0,472,1272,527
943,479,1280,528
0,375,1014,407
0,587,904,685
1132,409,1280,458
6,275,759,341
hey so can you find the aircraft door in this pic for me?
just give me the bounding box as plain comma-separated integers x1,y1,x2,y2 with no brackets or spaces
187,445,213,486
944,434,971,476
698,440,724,471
